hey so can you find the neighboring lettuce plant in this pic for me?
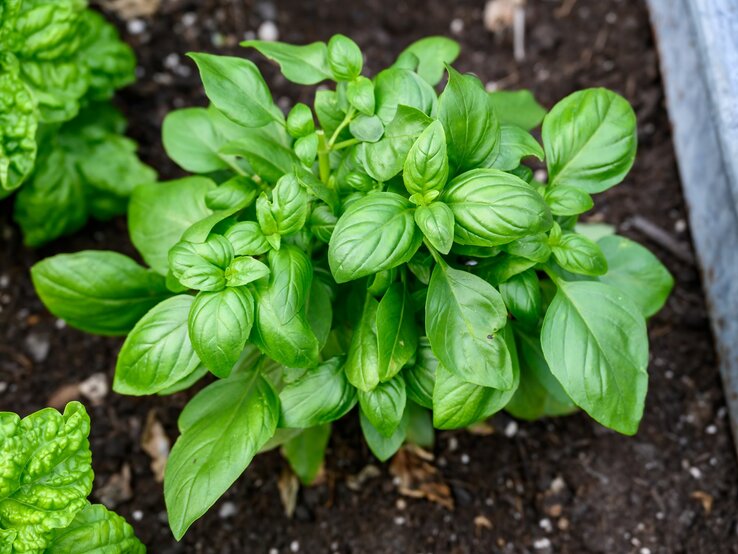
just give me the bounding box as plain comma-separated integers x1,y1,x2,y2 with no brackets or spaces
31,36,673,539
0,402,145,552
0,0,155,245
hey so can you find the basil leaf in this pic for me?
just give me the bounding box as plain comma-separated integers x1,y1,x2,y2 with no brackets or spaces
327,34,362,81
310,204,338,243
188,287,254,378
394,36,460,86
220,133,297,184
169,235,233,291
347,76,375,115
403,120,449,196
31,251,170,336
442,168,552,247
541,280,648,434
376,282,418,381
373,68,436,124
270,173,309,235
505,325,577,420
205,176,258,211
502,233,552,263
349,114,384,142
414,202,455,255
314,89,346,137
114,295,201,395
279,356,356,428
252,247,320,368
281,424,331,486
345,293,380,391
242,40,332,85
488,90,547,130
329,192,422,283
163,106,246,173
129,177,216,275
358,375,407,437
0,402,92,552
551,233,608,276
46,503,145,554
294,132,318,167
165,371,279,540
499,269,541,327
225,256,270,287
425,263,513,389
543,88,637,193
597,235,674,317
0,62,36,191
224,221,271,256
188,52,282,127
403,337,436,409
307,277,333,348
543,185,594,216
286,102,315,137
359,404,409,462
489,125,544,171
438,67,500,173
361,105,432,182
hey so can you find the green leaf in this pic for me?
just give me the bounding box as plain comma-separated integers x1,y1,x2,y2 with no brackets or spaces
543,185,593,216
314,89,346,137
597,235,673,317
478,253,536,285
242,40,332,85
403,120,449,196
541,280,648,434
394,37,460,86
376,283,418,381
307,277,333,348
403,337,436,409
294,132,318,166
359,405,409,462
438,67,500,173
543,88,637,193
286,102,315,137
505,325,577,420
349,114,383,142
499,269,541,327
502,233,552,263
489,125,544,171
205,175,258,211
220,132,297,184
347,76,375,115
281,424,331,486
169,235,233,291
189,287,254,378
329,192,422,283
252,247,320,368
163,106,247,173
345,294,380,391
114,295,202,395
405,402,434,448
270,173,310,235
225,256,270,287
0,402,92,553
279,356,356,428
414,203,454,255
442,168,552,247
358,375,406,437
0,60,37,191
551,233,608,276
373,68,436,124
31,251,170,336
361,105,432,182
188,52,282,127
46,503,145,554
224,221,271,256
425,263,513,389
165,371,279,540
129,177,216,275
488,90,547,130
327,34,362,81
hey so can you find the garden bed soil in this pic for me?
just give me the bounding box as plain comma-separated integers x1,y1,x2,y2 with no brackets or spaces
2,0,737,552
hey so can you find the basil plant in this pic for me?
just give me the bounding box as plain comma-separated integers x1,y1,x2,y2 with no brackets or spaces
31,35,673,539
0,402,145,553
0,0,155,245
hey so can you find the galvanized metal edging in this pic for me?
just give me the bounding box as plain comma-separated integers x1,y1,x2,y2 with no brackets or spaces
647,0,738,455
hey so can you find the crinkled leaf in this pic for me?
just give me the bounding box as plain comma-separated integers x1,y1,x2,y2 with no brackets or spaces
0,58,36,191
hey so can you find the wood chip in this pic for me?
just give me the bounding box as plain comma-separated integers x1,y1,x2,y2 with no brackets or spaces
278,468,299,518
47,384,80,409
474,514,493,529
389,447,454,510
98,0,161,19
96,464,133,508
690,490,714,514
141,410,170,482
346,464,381,491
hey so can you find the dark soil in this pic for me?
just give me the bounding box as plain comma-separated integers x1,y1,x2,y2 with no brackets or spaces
1,0,737,552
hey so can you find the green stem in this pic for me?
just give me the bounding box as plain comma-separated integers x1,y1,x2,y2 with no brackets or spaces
317,130,331,184
328,107,356,148
332,138,360,151
218,154,247,177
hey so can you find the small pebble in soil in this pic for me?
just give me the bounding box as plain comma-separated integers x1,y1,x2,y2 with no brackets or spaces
640,549,652,554
219,501,237,519
330,542,339,551
0,274,8,288
394,516,406,526
290,540,299,552
0,382,7,394
539,518,553,532
396,499,407,510
461,453,470,464
504,421,518,438
132,510,143,521
533,537,552,551
181,12,197,27
54,319,66,329
269,549,278,554
258,20,279,42
706,424,717,435
689,467,703,479
675,219,687,233
450,18,464,35
24,332,50,362
127,19,146,35
79,373,108,404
